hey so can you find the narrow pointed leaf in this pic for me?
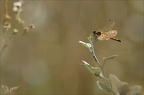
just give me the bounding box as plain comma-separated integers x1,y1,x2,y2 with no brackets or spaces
99,73,109,80
79,41,91,48
103,54,118,64
96,81,112,92
81,60,101,76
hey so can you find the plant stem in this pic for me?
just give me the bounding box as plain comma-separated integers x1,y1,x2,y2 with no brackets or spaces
4,0,8,18
89,39,115,95
89,40,101,66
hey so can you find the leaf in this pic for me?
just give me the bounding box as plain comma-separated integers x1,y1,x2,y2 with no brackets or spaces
127,85,142,95
79,41,91,48
99,73,109,80
109,74,128,89
109,74,128,95
111,81,120,95
81,60,101,76
103,54,118,64
96,81,112,92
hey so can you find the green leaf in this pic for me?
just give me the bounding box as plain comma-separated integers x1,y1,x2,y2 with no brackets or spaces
103,54,118,64
99,73,109,80
87,32,94,41
109,74,128,89
96,81,112,93
128,85,142,95
81,60,101,76
79,41,91,48
109,74,128,95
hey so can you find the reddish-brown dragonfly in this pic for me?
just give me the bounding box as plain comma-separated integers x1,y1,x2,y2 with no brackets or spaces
93,20,121,42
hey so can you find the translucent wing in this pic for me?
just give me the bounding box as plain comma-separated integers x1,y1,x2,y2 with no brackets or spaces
104,30,117,38
97,35,107,40
100,20,115,32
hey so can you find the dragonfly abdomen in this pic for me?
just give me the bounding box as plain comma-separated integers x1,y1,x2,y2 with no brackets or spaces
110,38,121,42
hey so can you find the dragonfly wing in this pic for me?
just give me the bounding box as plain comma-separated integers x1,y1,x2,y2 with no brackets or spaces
98,34,108,40
100,20,115,32
104,30,117,38
98,36,105,40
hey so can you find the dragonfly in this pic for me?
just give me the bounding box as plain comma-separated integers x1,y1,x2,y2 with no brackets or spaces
92,20,121,42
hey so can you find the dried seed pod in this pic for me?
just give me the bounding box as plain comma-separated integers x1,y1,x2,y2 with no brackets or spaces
13,29,18,34
3,21,11,30
5,14,11,20
23,27,29,33
29,24,35,29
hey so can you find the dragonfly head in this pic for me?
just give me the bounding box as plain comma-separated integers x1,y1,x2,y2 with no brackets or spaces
92,31,101,40
93,31,101,36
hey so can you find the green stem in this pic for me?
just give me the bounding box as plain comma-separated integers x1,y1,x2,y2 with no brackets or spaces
89,39,115,95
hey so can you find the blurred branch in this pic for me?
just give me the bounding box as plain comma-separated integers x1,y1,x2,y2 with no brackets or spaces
4,0,11,20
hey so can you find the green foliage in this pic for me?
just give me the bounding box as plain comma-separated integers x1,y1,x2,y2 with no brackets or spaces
79,41,91,49
79,25,143,95
96,81,112,93
103,54,118,65
81,60,101,76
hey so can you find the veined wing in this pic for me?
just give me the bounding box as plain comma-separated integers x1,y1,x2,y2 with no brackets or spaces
104,30,117,38
100,20,115,32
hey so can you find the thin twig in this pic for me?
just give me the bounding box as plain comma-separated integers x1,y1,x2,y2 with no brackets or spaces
4,0,11,20
4,0,8,17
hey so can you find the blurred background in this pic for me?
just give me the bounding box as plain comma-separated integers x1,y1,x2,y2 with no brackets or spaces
0,0,143,94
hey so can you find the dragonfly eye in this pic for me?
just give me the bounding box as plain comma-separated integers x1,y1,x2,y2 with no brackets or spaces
93,31,101,36
93,31,96,34
96,31,101,36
